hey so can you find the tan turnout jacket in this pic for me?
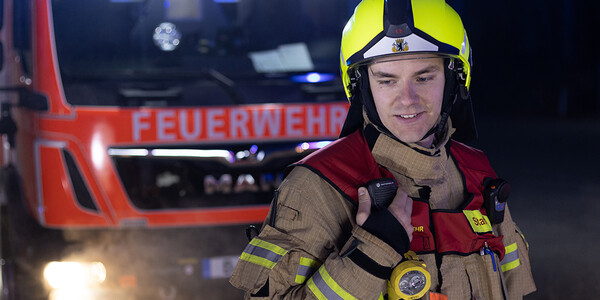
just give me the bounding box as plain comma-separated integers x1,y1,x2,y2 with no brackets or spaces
230,124,536,299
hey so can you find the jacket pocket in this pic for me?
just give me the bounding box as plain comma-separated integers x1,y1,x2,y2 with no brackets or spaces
463,254,504,300
438,256,472,299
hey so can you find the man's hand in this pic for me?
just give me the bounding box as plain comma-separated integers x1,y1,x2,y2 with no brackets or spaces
356,187,414,242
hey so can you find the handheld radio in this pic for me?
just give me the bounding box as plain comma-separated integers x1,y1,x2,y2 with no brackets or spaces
483,177,510,224
365,178,398,210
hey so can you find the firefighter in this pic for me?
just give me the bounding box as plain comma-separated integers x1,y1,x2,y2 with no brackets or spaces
230,0,536,299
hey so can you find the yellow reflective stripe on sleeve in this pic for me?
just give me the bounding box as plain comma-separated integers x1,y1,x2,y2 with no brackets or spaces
307,266,358,300
463,210,493,233
500,242,521,272
240,252,277,269
295,275,307,284
505,242,518,253
295,257,321,284
240,238,289,270
300,257,321,268
249,238,288,256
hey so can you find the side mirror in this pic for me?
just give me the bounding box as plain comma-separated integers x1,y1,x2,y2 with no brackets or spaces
18,88,48,111
0,87,48,111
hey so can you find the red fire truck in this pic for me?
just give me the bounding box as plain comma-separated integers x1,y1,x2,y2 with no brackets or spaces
0,0,355,299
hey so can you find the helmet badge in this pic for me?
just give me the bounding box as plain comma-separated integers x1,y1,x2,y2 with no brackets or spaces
392,38,409,52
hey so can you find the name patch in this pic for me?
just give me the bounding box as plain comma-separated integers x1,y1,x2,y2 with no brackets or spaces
463,210,493,234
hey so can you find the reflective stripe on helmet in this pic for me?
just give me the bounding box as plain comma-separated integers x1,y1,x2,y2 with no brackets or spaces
363,34,439,59
295,257,321,284
240,238,288,270
500,242,520,272
307,266,358,300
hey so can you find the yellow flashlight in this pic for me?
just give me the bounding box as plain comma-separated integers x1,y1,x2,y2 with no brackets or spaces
387,251,431,300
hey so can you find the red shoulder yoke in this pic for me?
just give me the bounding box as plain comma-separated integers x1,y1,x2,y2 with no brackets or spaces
288,130,393,203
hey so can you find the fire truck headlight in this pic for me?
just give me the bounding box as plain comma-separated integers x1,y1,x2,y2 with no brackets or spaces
48,287,100,300
43,261,106,289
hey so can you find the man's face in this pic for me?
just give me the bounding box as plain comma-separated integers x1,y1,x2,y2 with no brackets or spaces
368,54,445,147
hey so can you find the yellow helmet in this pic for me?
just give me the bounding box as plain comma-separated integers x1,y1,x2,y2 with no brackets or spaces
338,0,477,142
340,0,472,99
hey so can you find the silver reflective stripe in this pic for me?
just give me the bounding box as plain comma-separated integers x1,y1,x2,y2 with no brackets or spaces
244,244,282,263
240,238,289,269
500,249,519,265
297,264,315,277
243,243,284,263
296,257,321,284
311,269,345,300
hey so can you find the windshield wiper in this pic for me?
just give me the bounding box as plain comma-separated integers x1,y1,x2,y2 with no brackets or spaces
206,68,242,105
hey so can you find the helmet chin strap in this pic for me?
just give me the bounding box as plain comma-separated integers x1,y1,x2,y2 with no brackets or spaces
424,58,462,145
415,109,447,148
418,114,443,144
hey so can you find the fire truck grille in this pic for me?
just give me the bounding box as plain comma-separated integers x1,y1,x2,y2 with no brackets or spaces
108,141,327,210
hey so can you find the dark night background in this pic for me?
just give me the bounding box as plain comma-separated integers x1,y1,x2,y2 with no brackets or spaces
455,1,600,118
450,1,600,299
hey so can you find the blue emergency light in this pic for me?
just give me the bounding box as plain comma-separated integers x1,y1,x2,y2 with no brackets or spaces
291,72,336,83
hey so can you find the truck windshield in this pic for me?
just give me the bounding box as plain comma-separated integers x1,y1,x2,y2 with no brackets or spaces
51,0,358,106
